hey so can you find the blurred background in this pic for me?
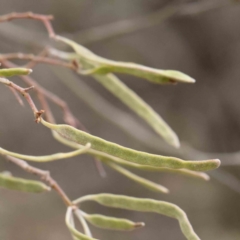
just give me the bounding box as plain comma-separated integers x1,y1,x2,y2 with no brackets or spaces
0,0,240,239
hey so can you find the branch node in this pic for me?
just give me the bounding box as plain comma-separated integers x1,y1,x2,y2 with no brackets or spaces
35,110,45,123
24,86,35,92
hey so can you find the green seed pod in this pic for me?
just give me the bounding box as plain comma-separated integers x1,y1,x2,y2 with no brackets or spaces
0,68,32,77
0,173,50,193
93,73,180,147
42,119,220,172
0,143,90,162
52,130,210,181
84,213,145,231
75,194,200,240
55,36,195,84
107,162,169,193
65,207,98,240
54,36,195,147
101,156,210,181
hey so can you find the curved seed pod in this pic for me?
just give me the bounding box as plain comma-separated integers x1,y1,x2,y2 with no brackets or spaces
84,213,145,231
0,143,90,162
55,36,195,84
65,207,98,240
74,194,200,240
93,73,179,147
54,38,182,147
74,210,93,237
82,65,195,84
50,66,180,149
0,173,50,193
49,48,179,147
0,68,32,77
51,120,210,181
107,162,169,193
42,119,220,172
100,156,210,181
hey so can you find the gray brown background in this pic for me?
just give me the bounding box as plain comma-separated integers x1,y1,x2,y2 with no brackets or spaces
0,0,240,239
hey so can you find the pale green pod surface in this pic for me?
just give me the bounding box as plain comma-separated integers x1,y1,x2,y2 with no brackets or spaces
84,214,145,231
100,156,210,181
0,143,90,162
77,194,200,240
54,37,193,147
93,73,180,147
0,68,32,77
51,130,209,182
50,66,180,147
86,64,195,84
42,119,220,172
0,173,50,193
107,162,169,193
55,36,195,84
65,207,98,240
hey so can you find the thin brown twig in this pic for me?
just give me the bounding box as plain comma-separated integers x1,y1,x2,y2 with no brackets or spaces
0,77,44,122
30,61,106,178
1,60,102,177
0,53,78,71
5,155,73,206
9,86,24,106
1,60,105,177
0,59,79,127
30,62,107,177
25,48,50,69
37,91,56,123
0,12,106,176
0,12,55,38
25,53,107,178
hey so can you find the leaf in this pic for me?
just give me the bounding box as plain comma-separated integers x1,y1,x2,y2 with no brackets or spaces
107,162,169,193
0,172,50,193
0,143,90,162
74,194,200,240
0,68,32,77
42,119,220,172
84,213,145,231
65,207,98,240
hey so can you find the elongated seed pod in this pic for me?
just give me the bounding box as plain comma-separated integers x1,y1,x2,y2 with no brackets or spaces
65,207,98,240
84,213,145,231
100,156,210,181
52,130,210,181
93,73,180,147
50,49,180,148
107,162,169,193
0,143,90,162
42,119,220,172
0,68,32,77
74,210,93,237
84,64,195,84
0,173,50,193
55,36,193,147
75,194,200,240
55,36,195,84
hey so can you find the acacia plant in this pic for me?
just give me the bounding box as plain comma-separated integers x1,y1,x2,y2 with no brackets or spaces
0,12,221,240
